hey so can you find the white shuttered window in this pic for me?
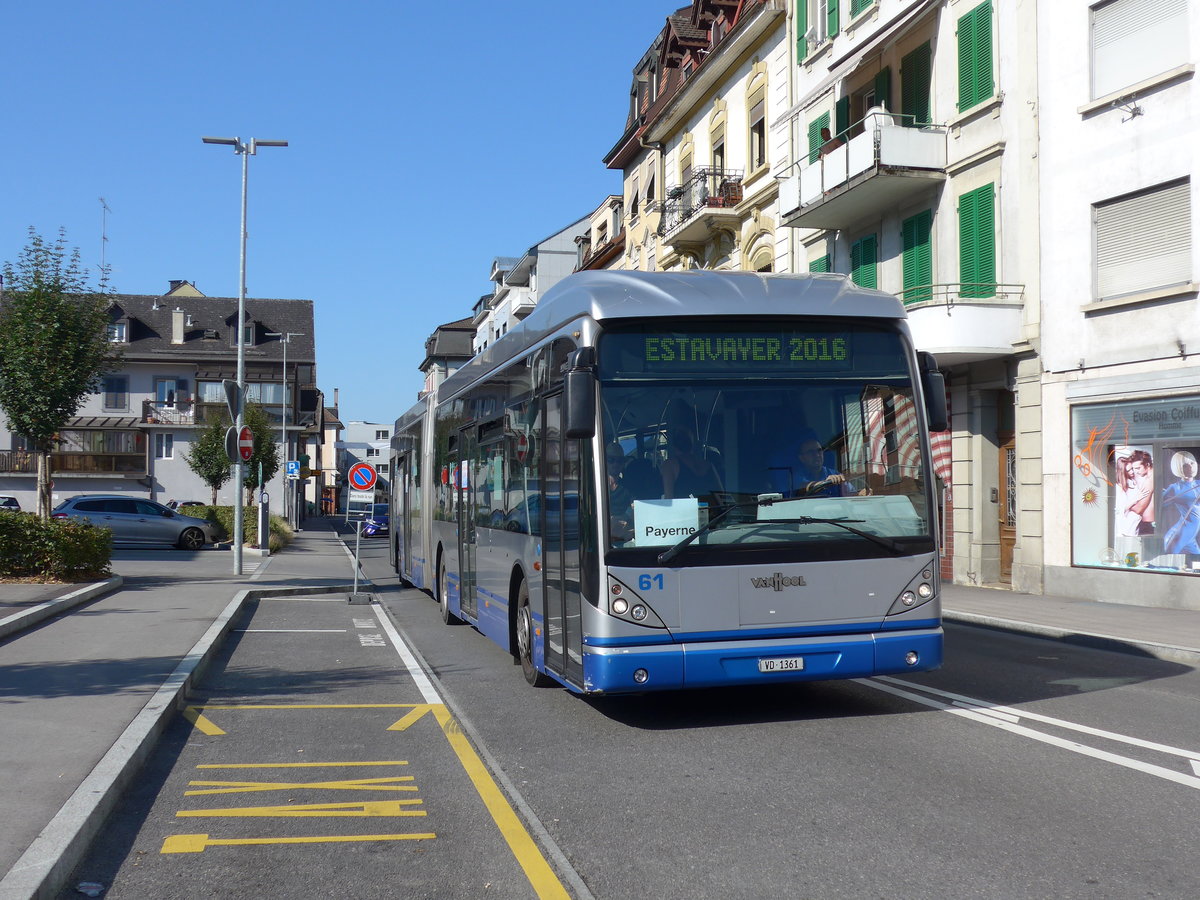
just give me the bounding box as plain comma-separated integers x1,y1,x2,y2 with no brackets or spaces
1091,0,1189,99
1094,179,1192,300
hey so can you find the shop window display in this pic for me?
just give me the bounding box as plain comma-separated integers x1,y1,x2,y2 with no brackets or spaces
1071,396,1200,576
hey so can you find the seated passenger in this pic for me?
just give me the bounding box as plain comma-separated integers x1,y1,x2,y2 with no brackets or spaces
661,426,722,499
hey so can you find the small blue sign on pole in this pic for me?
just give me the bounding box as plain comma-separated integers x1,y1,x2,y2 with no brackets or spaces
286,460,300,479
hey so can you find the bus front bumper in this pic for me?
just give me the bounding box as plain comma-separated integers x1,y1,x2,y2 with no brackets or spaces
580,627,943,694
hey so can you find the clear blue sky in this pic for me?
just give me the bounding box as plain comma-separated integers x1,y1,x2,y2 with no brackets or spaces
1,1,672,424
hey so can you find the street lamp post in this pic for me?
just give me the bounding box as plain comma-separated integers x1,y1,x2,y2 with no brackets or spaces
266,331,303,527
202,136,287,575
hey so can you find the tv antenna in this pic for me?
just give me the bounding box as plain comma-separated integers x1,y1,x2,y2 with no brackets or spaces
99,197,112,269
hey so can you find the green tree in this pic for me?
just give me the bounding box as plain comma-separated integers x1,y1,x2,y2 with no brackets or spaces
242,402,280,502
0,228,121,517
184,411,233,505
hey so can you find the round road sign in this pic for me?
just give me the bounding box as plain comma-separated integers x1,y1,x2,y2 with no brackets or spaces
348,462,378,492
515,430,531,464
238,426,254,462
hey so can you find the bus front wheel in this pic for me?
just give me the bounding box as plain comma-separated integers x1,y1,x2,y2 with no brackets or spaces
516,580,551,687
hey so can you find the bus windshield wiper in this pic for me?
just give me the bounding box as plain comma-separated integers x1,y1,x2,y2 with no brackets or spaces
656,499,763,565
657,498,905,565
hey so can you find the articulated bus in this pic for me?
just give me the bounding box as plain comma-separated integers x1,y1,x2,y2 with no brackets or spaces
389,270,948,694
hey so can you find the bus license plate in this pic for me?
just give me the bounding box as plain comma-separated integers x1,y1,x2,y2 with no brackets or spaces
758,656,804,673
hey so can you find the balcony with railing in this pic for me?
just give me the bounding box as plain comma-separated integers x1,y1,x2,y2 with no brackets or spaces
780,112,947,230
0,449,146,476
143,399,194,425
658,167,745,246
903,282,1026,365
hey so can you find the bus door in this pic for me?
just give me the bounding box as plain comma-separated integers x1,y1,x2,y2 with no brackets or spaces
541,394,584,685
456,427,479,620
399,453,413,577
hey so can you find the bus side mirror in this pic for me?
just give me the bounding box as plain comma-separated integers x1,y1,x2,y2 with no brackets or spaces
919,351,948,432
564,347,597,439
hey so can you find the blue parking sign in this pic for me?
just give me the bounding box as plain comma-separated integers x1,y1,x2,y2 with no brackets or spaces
286,460,300,477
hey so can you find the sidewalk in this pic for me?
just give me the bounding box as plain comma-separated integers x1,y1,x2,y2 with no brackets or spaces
942,583,1200,666
0,517,363,900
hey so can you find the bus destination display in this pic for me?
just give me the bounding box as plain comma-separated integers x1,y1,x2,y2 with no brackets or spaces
637,332,854,373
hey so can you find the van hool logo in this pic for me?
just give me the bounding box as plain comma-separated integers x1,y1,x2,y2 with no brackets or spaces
750,573,807,591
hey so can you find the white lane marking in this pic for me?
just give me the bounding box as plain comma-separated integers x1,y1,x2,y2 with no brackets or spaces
372,603,440,704
237,629,347,633
1193,760,1200,777
249,558,273,580
858,678,1200,791
876,675,1200,764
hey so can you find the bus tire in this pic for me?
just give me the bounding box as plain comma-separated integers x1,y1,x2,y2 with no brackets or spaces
438,556,460,625
516,579,551,687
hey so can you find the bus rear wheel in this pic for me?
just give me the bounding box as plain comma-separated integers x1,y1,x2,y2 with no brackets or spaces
438,556,460,625
516,580,551,687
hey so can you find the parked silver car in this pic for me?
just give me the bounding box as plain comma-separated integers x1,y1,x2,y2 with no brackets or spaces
52,495,219,549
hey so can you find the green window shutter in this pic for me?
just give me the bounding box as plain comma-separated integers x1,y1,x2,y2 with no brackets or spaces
850,234,878,289
959,184,996,298
810,254,831,274
828,0,840,38
957,1,994,112
808,112,829,164
874,67,892,111
835,96,851,140
902,209,933,304
796,0,808,60
851,0,874,15
901,41,932,127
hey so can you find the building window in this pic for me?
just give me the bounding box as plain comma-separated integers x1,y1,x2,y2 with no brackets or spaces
809,253,831,273
1070,395,1200,575
377,463,390,475
366,447,380,458
959,183,996,298
102,375,128,411
901,41,933,127
375,429,389,440
107,322,126,343
749,98,766,170
850,234,878,289
902,209,934,304
155,433,174,460
1091,0,1188,100
630,176,640,221
1094,179,1191,301
957,1,994,113
850,0,875,16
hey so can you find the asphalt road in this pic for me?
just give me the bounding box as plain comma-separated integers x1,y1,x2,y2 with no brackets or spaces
60,539,1200,899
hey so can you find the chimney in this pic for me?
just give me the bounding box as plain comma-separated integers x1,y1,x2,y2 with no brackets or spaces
172,307,186,344
333,388,339,412
169,280,184,292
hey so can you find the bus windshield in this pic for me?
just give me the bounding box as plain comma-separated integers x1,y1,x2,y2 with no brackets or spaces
599,321,933,556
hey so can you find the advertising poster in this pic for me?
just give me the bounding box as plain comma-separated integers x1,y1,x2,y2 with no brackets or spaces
1110,444,1155,562
1161,448,1200,557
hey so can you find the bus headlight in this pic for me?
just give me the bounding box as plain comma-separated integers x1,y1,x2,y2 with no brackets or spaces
631,604,647,621
900,591,916,607
917,582,933,599
612,597,629,615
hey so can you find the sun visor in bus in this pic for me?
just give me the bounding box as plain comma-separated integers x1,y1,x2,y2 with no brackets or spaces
564,347,597,440
919,351,948,432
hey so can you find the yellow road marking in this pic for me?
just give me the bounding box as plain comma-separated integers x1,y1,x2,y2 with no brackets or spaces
162,832,435,854
185,776,415,796
177,801,424,818
431,706,570,900
175,702,571,898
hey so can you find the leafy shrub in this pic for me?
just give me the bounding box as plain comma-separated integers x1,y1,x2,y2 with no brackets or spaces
0,510,112,580
199,506,292,551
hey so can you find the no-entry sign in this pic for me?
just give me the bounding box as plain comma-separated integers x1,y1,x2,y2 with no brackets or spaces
225,425,256,464
348,461,378,492
238,426,254,462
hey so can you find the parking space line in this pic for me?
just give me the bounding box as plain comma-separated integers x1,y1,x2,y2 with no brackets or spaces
162,832,436,854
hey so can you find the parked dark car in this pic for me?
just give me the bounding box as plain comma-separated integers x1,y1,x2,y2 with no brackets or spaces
52,495,219,549
0,495,20,511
